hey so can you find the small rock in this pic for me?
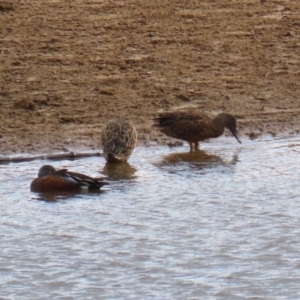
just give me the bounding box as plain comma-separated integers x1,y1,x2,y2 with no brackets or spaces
249,132,260,140
13,99,35,110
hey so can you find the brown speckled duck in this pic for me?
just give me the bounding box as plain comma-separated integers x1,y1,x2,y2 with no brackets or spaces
101,117,137,163
153,110,241,151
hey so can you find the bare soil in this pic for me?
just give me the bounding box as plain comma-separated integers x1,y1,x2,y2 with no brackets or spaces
1,0,300,155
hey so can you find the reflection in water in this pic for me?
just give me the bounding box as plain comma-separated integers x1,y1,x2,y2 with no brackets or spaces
32,189,106,202
158,149,239,170
31,191,78,202
100,162,137,180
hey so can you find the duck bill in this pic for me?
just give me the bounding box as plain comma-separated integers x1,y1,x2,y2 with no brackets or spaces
107,153,122,163
231,129,241,144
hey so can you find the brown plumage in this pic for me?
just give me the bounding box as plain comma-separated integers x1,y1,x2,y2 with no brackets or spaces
30,165,108,192
153,110,241,151
101,117,137,163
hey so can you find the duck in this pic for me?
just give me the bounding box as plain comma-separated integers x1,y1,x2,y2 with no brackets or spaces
153,110,241,151
30,165,108,192
101,117,137,163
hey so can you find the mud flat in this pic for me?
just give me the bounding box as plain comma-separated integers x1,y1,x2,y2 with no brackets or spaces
0,0,299,155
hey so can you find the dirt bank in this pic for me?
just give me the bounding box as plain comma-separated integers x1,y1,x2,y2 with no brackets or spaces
0,0,300,155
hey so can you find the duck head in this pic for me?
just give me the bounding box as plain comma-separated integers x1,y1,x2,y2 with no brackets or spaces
38,165,56,178
217,113,241,143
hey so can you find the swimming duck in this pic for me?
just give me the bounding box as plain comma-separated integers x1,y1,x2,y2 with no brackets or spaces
101,117,137,163
153,110,241,151
30,165,108,192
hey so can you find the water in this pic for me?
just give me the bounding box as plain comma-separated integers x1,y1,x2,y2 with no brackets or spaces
1,136,300,299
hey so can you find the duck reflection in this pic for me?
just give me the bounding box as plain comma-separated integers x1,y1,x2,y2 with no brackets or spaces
158,149,239,170
32,189,106,202
101,162,137,181
32,191,78,202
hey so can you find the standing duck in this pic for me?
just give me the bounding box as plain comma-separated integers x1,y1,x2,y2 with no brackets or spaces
101,117,137,163
153,110,241,151
30,165,108,192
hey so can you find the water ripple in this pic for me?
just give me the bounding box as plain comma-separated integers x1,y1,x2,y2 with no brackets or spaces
1,136,300,299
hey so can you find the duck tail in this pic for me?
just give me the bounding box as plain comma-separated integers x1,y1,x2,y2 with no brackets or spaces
153,115,175,127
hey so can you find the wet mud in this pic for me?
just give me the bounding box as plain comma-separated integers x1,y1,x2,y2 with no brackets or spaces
1,0,300,155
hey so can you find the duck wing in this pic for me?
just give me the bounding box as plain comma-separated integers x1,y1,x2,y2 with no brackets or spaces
55,169,108,189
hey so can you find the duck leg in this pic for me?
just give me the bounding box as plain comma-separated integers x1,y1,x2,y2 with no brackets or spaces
188,141,193,152
194,142,200,151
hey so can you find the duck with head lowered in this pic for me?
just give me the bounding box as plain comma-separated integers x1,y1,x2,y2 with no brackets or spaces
101,117,137,163
153,109,241,152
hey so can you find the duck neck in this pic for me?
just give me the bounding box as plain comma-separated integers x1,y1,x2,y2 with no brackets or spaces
214,113,229,125
212,114,228,136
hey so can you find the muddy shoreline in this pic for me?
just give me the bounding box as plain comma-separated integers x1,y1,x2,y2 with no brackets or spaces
1,1,300,156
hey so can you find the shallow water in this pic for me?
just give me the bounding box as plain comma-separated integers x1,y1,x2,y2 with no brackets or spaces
1,136,300,299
